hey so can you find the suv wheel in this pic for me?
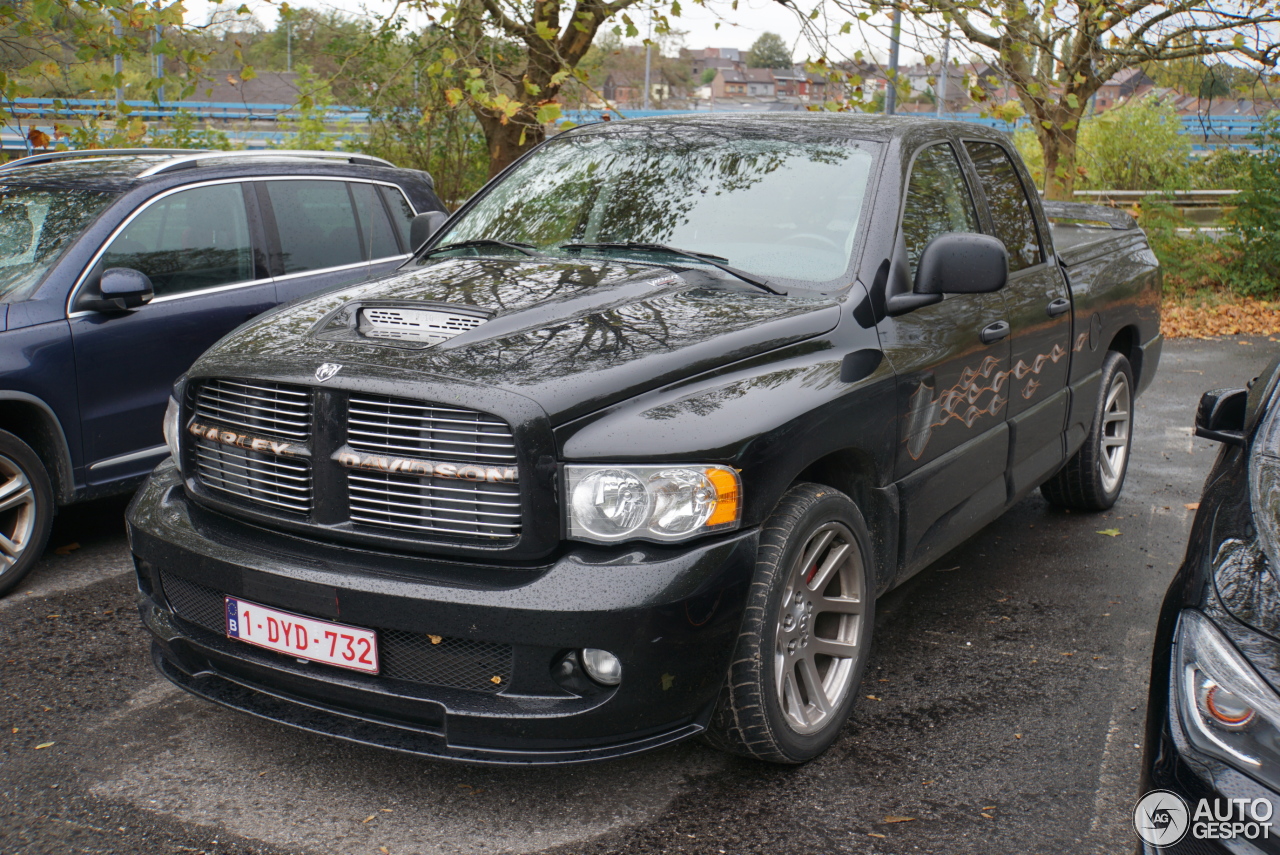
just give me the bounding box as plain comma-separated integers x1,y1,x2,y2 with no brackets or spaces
1041,351,1134,512
0,429,54,597
704,483,875,764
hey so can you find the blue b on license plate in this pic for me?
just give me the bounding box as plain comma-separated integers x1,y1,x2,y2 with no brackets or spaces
225,597,380,674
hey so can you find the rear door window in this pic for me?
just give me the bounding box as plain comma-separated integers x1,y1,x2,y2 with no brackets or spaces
963,141,1044,272
900,143,979,277
266,180,407,274
378,185,417,252
100,183,254,297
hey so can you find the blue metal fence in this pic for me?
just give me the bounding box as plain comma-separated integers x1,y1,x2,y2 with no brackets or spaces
0,97,1267,154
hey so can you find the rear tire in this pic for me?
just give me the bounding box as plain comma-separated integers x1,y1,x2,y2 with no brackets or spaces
1041,351,1134,512
0,429,54,597
704,483,874,764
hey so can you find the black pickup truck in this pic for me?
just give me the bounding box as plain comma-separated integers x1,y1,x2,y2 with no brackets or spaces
126,114,1162,765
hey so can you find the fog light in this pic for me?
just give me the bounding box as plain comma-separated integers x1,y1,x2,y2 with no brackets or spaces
580,648,622,686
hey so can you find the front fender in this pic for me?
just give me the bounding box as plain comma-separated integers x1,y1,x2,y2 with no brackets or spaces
554,329,897,529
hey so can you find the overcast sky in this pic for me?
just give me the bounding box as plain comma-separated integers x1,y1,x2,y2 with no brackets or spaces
185,0,927,64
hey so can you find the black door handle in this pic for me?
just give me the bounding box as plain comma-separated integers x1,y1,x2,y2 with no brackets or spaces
1046,297,1071,318
980,321,1010,344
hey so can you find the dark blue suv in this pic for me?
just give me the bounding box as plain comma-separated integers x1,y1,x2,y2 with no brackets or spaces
0,148,444,594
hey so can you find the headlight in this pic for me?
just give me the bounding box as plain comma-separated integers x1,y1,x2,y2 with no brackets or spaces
564,464,741,544
1174,609,1280,787
1249,398,1280,567
162,396,182,471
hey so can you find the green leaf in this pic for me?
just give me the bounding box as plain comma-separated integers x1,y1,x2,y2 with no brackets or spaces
240,65,256,81
535,20,556,40
1066,93,1079,109
535,102,562,124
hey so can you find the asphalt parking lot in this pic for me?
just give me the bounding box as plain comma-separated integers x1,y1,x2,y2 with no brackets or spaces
1,336,1274,855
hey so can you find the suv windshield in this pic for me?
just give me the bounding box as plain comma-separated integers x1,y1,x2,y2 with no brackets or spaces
0,185,116,302
433,129,879,287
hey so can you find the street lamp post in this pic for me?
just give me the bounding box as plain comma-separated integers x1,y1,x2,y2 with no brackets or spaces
885,5,902,115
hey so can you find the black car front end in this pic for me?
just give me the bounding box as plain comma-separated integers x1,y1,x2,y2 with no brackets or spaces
129,454,757,764
1142,358,1280,853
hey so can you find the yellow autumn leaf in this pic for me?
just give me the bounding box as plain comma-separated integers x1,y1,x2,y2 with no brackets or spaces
1096,528,1121,537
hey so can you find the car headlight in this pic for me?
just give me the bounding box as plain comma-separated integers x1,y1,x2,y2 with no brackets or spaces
1174,609,1280,788
162,396,182,472
1249,397,1280,567
564,464,741,544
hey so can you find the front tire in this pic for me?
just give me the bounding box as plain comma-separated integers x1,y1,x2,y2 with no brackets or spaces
0,429,54,597
704,483,875,764
1041,351,1134,512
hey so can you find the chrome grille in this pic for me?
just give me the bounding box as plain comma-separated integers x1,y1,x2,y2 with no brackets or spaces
192,379,313,515
346,395,520,541
348,396,516,462
194,379,311,440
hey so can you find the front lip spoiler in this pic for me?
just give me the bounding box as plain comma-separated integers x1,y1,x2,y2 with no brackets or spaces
152,643,706,766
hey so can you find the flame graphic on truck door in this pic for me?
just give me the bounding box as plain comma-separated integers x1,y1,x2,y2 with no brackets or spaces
904,344,1068,460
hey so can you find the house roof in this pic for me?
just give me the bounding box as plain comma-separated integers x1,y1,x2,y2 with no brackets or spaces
186,70,300,105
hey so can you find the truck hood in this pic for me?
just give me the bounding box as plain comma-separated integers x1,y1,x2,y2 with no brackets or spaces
194,256,842,424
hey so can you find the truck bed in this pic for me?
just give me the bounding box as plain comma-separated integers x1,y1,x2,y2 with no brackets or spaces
1043,200,1146,268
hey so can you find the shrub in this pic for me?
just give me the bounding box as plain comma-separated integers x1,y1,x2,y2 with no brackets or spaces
1222,117,1280,297
1077,97,1191,192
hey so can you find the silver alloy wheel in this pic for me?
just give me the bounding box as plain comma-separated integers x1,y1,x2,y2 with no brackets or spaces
0,453,36,577
1099,370,1132,495
774,521,866,735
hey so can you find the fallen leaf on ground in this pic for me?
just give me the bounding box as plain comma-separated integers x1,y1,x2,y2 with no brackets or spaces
983,806,996,810
866,695,881,701
883,816,916,823
34,742,54,749
1096,528,1121,537
53,543,79,555
1163,297,1280,340
981,813,994,819
1185,503,1200,510
361,815,377,824
868,833,886,838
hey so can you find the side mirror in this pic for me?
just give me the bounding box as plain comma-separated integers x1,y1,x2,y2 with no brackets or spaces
914,233,1008,295
410,211,449,252
88,267,154,312
1195,387,1248,447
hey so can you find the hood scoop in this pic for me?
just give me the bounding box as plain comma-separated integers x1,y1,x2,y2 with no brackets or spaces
311,301,491,350
360,307,486,345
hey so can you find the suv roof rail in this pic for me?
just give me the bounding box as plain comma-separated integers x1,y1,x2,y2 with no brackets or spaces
135,149,395,177
0,148,207,170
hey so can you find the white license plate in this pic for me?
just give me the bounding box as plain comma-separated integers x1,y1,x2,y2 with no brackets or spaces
225,597,380,674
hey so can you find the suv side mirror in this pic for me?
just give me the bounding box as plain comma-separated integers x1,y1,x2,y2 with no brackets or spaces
915,233,1008,295
92,267,154,312
1195,387,1248,447
410,211,449,252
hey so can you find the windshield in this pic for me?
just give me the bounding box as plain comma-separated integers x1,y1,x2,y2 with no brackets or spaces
433,129,879,287
0,185,116,302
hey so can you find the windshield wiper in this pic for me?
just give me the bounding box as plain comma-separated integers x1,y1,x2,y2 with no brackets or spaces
422,239,545,258
559,242,783,295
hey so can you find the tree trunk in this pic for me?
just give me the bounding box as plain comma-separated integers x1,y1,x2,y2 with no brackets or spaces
474,108,547,179
1038,113,1082,201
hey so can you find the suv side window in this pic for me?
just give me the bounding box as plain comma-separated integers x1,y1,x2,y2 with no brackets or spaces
266,180,403,274
963,141,1043,272
378,185,418,252
901,143,979,277
100,183,254,297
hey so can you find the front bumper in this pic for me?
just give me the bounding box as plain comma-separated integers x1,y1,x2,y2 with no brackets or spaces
127,462,757,765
